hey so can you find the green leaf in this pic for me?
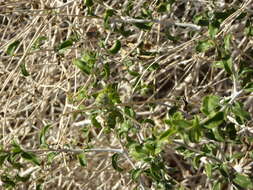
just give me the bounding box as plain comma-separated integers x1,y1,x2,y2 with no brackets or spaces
245,19,253,37
36,184,43,190
1,175,16,188
124,106,136,118
84,0,93,7
104,9,115,29
157,3,167,13
226,123,237,140
112,153,124,172
188,116,201,143
103,62,110,79
201,95,221,115
115,24,133,37
205,163,212,178
131,168,142,181
231,102,250,124
56,39,73,53
108,40,121,54
81,51,97,65
39,125,51,147
0,153,9,166
47,152,58,164
7,40,20,55
77,153,87,167
158,128,177,143
212,181,221,190
203,112,224,129
212,127,225,142
15,174,31,182
224,34,232,51
11,141,22,154
73,59,91,75
129,144,149,161
208,20,220,39
20,63,29,77
244,82,253,92
21,151,41,165
141,119,155,126
196,40,215,52
32,36,47,50
233,173,253,189
213,57,232,75
91,116,102,128
150,162,162,180
134,22,153,30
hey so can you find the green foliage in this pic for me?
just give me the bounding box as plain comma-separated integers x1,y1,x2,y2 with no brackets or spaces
196,39,215,52
111,153,124,172
39,125,51,147
233,173,253,189
32,36,47,50
3,1,253,189
108,40,121,54
73,51,97,75
20,63,29,77
7,40,20,56
56,39,74,53
201,95,221,116
77,153,87,167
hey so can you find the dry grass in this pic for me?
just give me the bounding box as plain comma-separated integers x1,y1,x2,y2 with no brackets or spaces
1,0,253,189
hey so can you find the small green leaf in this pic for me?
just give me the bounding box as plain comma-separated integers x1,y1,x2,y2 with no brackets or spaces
103,62,110,78
231,102,250,123
134,22,153,30
131,168,142,181
201,95,221,115
73,59,91,75
20,63,29,77
77,153,87,167
112,153,124,172
233,173,253,189
196,40,215,52
11,141,22,154
205,163,212,178
39,125,51,147
141,119,155,126
56,39,73,53
108,40,121,54
104,9,115,28
0,153,9,166
32,36,47,50
224,34,232,51
208,20,220,39
203,112,224,129
157,3,167,13
47,152,58,164
245,19,253,36
91,116,102,128
159,128,177,143
212,127,225,142
244,82,253,92
213,57,232,75
7,40,20,55
15,174,31,182
84,0,93,7
226,123,237,140
21,151,41,165
1,175,16,188
150,163,162,180
124,106,136,118
212,181,221,190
